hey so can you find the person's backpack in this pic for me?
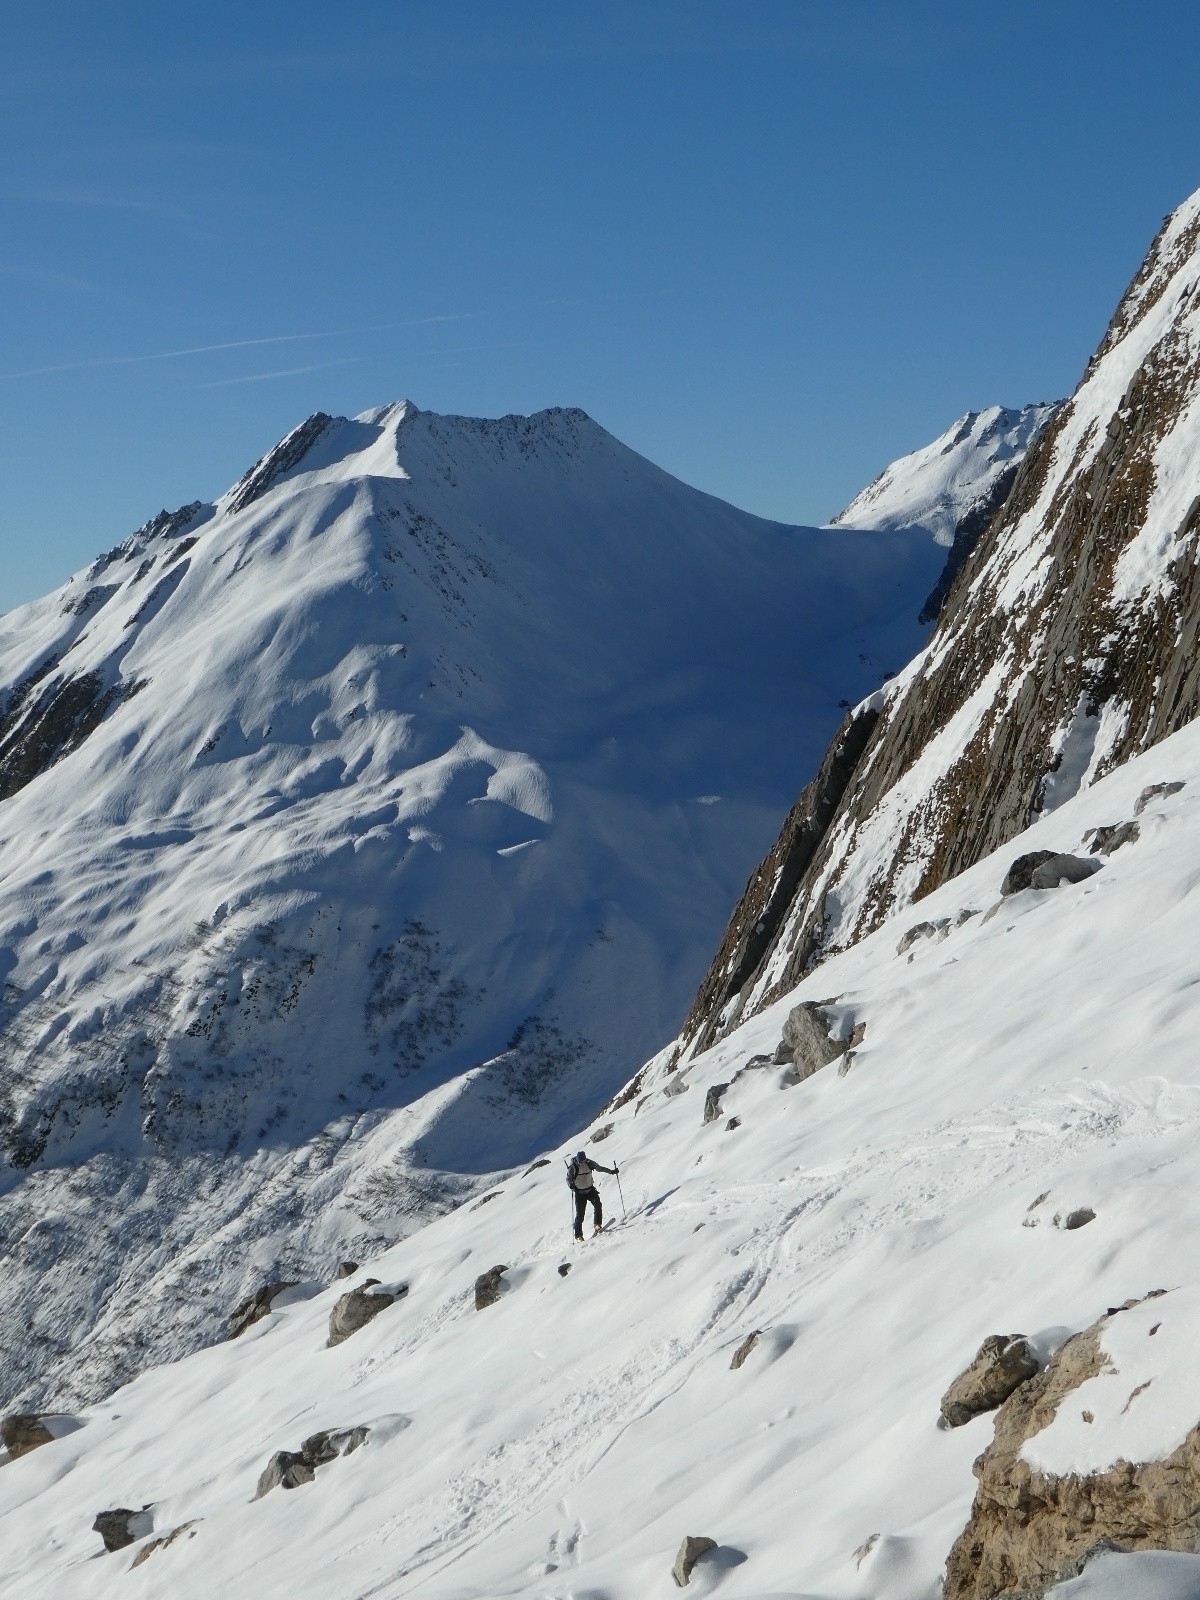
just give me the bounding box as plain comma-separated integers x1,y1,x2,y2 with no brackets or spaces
566,1154,593,1190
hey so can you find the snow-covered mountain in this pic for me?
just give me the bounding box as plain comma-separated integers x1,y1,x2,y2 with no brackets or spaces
833,402,1059,624
5,650,1200,1600
832,403,1059,548
0,399,944,1410
684,190,1200,1056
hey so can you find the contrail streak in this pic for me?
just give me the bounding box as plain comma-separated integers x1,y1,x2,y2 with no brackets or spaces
0,315,474,381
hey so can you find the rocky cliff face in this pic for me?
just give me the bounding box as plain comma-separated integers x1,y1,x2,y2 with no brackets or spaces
684,188,1200,1056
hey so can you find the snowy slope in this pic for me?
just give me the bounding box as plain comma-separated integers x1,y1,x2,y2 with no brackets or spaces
831,403,1058,547
0,399,944,1410
5,675,1200,1599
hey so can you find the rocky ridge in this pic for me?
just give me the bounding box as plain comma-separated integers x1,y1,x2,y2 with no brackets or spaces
683,186,1200,1055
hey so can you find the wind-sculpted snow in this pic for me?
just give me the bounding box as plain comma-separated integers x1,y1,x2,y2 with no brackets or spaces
0,398,943,1408
6,685,1200,1598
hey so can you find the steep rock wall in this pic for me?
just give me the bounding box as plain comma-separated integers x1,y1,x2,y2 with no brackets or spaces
684,188,1200,1053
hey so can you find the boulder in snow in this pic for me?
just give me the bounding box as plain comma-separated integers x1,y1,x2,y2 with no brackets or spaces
1001,851,1098,894
773,1002,846,1080
1,1413,53,1459
228,1280,298,1339
1000,851,1058,893
940,1334,1039,1427
1135,780,1185,814
672,1534,718,1586
474,1265,508,1310
93,1506,153,1553
1061,1206,1096,1230
327,1284,398,1347
334,1261,359,1280
254,1427,368,1499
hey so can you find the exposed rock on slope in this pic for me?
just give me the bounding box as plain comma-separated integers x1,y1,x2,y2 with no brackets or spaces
943,1295,1200,1600
684,187,1200,1054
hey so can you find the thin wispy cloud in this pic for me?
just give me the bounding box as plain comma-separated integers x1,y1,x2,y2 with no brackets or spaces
199,358,358,388
0,315,475,382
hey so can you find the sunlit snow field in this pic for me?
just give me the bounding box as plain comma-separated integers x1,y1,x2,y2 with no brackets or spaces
6,693,1200,1598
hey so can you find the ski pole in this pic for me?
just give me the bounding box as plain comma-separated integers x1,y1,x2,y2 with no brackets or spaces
616,1166,627,1221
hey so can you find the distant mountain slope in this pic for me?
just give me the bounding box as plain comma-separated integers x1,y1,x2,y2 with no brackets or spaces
0,399,943,1408
833,403,1058,546
834,402,1060,623
683,187,1200,1056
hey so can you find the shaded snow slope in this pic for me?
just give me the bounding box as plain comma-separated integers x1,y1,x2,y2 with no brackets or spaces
831,403,1058,547
5,671,1200,1599
0,399,943,1409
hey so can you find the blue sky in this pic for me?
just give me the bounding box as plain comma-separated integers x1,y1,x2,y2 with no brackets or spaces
1,1,1199,609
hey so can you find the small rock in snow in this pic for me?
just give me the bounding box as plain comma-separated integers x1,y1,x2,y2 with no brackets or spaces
897,919,949,954
1,1413,54,1458
1135,779,1185,814
228,1280,298,1340
522,1157,552,1175
730,1330,760,1369
672,1534,718,1587
130,1520,201,1568
940,1334,1040,1427
590,1122,614,1142
726,1115,742,1131
557,1263,571,1277
255,1451,314,1497
1086,820,1140,854
334,1261,359,1280
474,1265,508,1310
470,1189,503,1210
662,1076,690,1098
703,1083,729,1124
1063,1206,1096,1230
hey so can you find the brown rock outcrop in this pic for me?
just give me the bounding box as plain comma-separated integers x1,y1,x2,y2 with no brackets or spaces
1,1413,54,1458
940,1335,1040,1427
944,1307,1198,1600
